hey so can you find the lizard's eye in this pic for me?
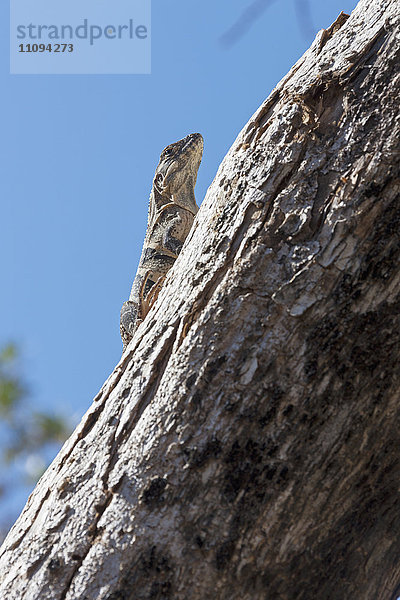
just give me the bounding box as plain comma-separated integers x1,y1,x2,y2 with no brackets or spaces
164,148,172,156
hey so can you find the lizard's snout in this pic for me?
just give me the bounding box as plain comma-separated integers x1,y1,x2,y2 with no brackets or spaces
186,132,202,141
184,132,203,152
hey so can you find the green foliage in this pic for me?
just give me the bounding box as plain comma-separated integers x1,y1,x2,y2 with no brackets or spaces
0,343,71,466
0,344,25,419
0,343,72,538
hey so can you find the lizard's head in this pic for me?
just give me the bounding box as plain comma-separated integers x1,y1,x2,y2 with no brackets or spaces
153,133,203,212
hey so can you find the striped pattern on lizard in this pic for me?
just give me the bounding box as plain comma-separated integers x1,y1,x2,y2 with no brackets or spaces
120,132,203,352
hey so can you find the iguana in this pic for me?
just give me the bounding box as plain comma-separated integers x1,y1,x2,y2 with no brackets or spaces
120,133,203,351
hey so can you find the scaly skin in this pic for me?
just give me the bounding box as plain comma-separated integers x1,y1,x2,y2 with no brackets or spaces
120,133,203,351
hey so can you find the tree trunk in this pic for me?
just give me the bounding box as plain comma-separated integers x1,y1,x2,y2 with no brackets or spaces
1,0,399,598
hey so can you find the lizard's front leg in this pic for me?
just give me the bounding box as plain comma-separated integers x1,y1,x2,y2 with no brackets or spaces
120,300,141,351
120,271,157,351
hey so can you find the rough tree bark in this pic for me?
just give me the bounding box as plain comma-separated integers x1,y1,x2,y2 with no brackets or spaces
1,0,399,598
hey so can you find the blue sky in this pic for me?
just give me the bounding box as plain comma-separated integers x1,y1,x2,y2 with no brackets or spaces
1,0,358,517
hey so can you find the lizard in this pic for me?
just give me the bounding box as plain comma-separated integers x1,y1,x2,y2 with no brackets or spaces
120,132,204,352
